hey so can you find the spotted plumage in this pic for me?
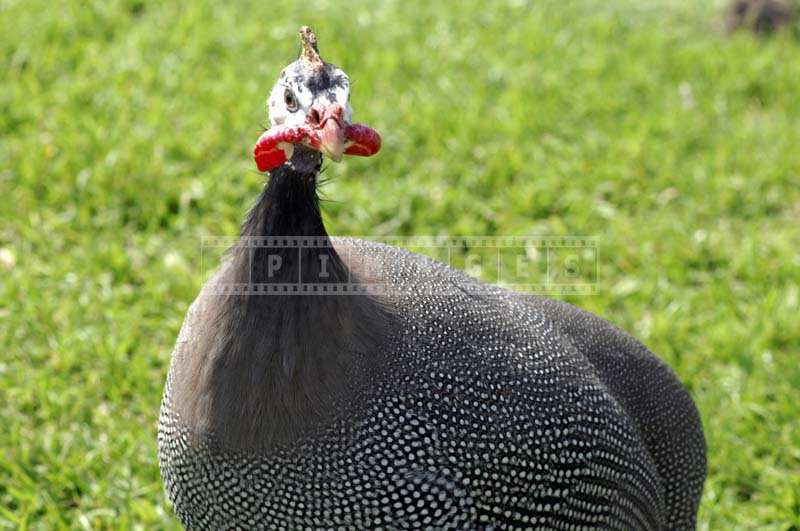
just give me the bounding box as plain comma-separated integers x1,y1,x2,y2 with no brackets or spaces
158,27,706,530
159,238,705,530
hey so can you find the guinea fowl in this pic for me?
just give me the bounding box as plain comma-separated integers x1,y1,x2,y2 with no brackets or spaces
158,27,706,530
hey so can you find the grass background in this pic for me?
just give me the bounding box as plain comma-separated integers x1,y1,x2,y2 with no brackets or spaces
2,0,799,528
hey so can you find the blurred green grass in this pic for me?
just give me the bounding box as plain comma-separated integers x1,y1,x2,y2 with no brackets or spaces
1,0,799,528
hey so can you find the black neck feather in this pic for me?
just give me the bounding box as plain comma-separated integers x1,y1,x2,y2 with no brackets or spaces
171,158,393,452
237,162,347,286
241,164,326,239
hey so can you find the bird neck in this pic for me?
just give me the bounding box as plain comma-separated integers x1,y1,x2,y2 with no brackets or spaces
238,156,348,286
169,156,393,453
242,161,326,239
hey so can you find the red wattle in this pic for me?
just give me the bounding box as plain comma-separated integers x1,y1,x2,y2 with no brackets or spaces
253,123,380,172
345,124,381,157
253,126,309,172
254,146,287,172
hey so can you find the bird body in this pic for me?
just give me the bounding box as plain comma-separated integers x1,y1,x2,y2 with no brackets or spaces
158,27,706,530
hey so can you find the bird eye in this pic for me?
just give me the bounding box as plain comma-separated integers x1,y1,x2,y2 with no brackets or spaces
284,88,298,112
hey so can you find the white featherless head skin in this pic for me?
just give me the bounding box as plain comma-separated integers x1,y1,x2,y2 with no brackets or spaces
266,27,353,131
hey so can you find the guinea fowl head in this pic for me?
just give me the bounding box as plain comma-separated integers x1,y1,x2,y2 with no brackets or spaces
254,26,381,172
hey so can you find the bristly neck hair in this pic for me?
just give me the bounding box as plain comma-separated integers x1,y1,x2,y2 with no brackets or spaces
237,149,349,287
170,148,393,453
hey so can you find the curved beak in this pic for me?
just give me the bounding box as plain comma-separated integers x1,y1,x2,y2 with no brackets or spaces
308,104,346,162
318,116,346,162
